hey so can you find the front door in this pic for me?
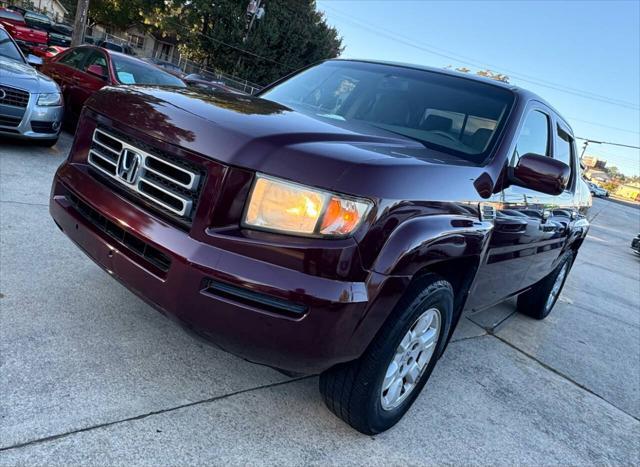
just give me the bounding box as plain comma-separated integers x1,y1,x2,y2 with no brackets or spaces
75,50,110,108
467,106,558,311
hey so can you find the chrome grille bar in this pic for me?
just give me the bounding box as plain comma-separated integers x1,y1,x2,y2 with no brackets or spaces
87,128,200,219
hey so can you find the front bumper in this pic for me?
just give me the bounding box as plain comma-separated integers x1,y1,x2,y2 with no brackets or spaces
50,163,405,374
0,95,62,140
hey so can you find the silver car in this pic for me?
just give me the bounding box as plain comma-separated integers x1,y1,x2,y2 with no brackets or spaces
0,25,63,146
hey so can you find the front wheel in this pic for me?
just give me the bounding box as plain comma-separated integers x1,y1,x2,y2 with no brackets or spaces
517,251,574,319
319,275,453,434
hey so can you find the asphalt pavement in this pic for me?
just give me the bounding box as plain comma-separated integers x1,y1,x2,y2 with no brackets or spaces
1,133,638,465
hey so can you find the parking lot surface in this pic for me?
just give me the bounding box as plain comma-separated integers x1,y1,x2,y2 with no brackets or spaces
1,134,638,465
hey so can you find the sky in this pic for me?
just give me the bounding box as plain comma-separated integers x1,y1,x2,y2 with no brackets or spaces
316,0,640,177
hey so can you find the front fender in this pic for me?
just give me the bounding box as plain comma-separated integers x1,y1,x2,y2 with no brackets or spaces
371,214,493,276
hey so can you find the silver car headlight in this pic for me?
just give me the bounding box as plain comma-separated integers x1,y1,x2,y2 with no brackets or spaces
37,93,62,106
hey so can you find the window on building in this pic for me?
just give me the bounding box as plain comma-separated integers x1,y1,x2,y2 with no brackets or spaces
128,34,145,49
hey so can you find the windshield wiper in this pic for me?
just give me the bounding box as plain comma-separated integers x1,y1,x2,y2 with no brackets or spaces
366,124,433,148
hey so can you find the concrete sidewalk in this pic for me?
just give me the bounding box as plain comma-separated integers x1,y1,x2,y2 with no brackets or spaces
1,135,638,465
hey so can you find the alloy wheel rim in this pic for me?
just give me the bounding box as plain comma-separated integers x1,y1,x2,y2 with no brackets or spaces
380,307,441,411
546,262,569,311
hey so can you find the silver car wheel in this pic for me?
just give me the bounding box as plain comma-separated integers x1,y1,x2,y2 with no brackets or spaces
545,262,569,312
380,307,441,411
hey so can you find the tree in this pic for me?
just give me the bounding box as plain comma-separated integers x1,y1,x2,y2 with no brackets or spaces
145,0,343,85
607,165,620,179
88,0,152,29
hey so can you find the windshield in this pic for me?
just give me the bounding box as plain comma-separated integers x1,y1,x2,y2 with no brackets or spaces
111,55,186,87
261,61,514,164
0,29,24,62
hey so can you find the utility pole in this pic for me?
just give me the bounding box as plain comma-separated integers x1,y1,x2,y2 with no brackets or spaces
71,0,90,47
234,0,265,74
243,0,264,43
580,139,602,160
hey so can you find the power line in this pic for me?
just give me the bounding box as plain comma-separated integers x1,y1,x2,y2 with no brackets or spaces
322,4,640,111
567,117,640,136
576,137,640,150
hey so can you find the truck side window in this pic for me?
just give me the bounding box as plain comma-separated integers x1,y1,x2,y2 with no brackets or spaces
513,110,549,163
555,126,575,188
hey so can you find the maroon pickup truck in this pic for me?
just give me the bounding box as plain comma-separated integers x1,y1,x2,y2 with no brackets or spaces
0,8,47,54
50,59,591,434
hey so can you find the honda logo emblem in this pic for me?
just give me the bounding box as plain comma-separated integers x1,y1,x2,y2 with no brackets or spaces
116,149,142,184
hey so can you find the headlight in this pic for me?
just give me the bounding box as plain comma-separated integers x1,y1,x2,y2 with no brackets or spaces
37,93,62,106
243,175,372,237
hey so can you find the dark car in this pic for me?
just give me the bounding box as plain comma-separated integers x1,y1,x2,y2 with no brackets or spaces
142,57,185,78
96,40,134,55
632,234,640,255
184,73,245,94
41,45,185,123
49,59,591,434
22,10,71,47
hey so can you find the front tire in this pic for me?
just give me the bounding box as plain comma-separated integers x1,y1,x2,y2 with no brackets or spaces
517,251,574,319
319,275,453,434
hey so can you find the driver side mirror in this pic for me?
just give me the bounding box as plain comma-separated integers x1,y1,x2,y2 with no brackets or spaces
86,64,108,80
510,153,570,195
26,54,43,68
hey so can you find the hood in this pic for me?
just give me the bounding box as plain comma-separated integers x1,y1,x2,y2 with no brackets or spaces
0,56,60,94
86,86,485,201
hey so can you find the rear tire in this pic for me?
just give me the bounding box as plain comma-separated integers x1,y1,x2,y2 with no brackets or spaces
319,275,453,434
517,251,574,320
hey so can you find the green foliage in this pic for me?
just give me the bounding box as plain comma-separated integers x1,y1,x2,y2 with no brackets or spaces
88,0,151,29
87,0,343,85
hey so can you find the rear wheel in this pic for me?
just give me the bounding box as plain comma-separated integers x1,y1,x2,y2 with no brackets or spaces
319,275,453,434
517,251,574,319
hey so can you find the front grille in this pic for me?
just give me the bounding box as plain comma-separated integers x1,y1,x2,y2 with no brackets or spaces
87,127,203,225
0,85,29,108
0,115,22,127
31,121,57,134
67,191,172,274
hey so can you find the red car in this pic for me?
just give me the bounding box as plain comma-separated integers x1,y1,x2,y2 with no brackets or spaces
0,7,47,54
31,45,67,61
40,45,185,122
